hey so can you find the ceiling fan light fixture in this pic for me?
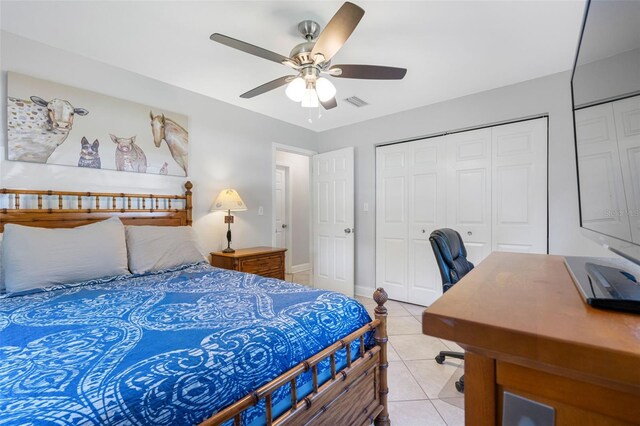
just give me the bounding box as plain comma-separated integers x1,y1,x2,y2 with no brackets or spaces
301,87,319,108
285,77,306,102
316,77,336,102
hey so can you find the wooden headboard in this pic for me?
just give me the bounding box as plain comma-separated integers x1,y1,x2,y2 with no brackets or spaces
0,181,192,232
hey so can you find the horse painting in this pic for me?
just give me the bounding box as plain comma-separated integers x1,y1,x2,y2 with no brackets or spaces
150,111,188,175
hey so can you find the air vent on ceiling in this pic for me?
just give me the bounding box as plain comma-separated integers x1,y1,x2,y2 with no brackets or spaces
344,96,369,108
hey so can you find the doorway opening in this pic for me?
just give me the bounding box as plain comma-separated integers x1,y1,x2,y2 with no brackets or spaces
272,144,315,287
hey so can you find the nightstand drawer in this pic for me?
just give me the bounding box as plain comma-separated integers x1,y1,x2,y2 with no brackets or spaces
240,255,281,274
260,269,285,280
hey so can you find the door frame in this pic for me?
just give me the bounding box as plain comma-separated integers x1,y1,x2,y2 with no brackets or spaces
272,143,317,277
275,165,292,273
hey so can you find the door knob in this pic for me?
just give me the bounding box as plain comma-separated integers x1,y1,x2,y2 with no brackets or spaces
282,224,288,229
344,228,353,234
467,231,472,236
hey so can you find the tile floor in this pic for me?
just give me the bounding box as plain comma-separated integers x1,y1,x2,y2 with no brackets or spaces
355,295,465,426
284,272,465,425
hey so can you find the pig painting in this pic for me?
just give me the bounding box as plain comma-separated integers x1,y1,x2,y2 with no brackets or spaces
110,134,147,173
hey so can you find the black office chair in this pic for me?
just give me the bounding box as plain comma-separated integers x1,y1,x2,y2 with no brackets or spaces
429,228,474,393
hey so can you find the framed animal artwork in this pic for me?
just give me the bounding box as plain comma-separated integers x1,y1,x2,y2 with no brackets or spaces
6,72,189,176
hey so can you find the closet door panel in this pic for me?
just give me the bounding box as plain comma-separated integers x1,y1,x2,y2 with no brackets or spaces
576,104,631,241
376,144,409,301
613,95,640,243
492,118,548,253
445,129,493,265
408,138,446,306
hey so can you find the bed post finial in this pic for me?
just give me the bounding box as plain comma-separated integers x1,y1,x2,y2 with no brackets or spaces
373,287,390,426
185,181,193,226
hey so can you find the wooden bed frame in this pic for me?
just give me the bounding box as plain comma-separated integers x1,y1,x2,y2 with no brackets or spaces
0,181,390,426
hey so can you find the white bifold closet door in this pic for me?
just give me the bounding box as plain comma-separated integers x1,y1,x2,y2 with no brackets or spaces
376,138,447,303
445,128,493,264
376,118,547,305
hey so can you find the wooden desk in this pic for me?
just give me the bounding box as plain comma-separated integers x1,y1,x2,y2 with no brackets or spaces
422,252,640,425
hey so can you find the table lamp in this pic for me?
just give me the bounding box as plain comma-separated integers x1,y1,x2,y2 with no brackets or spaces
212,188,247,253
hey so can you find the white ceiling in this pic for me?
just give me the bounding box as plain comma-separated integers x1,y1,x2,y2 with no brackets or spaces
0,1,586,132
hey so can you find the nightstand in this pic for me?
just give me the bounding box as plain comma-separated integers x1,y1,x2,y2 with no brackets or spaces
210,247,287,280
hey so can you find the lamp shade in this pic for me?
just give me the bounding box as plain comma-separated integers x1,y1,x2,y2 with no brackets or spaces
212,189,247,212
285,77,305,102
316,77,336,102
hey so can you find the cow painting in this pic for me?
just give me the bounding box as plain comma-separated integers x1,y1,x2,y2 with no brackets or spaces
8,96,89,163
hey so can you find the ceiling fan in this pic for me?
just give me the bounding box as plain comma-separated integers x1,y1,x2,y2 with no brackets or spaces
209,1,407,110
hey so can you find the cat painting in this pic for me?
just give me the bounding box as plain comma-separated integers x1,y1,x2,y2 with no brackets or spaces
159,162,169,175
78,137,101,169
110,134,147,173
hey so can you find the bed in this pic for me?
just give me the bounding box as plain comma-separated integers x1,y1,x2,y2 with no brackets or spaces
0,182,390,426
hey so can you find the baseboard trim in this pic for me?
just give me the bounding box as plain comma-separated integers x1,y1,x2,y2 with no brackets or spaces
355,285,376,299
291,263,312,274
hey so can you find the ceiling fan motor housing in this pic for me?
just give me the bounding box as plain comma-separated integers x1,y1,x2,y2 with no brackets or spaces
290,41,315,64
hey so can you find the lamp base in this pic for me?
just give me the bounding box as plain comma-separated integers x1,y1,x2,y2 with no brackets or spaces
222,247,236,253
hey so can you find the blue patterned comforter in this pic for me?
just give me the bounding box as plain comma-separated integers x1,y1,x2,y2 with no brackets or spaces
0,263,373,425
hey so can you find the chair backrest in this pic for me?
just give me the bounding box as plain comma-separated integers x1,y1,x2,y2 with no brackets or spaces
429,228,474,293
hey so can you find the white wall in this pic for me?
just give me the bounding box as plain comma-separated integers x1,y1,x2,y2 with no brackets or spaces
317,71,612,296
275,150,310,269
0,31,316,256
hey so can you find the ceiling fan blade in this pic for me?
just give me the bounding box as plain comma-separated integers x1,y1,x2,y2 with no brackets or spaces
240,75,296,99
321,97,338,110
311,2,364,63
330,64,407,80
210,33,291,65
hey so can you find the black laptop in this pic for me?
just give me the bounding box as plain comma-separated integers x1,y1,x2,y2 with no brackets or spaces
565,257,640,314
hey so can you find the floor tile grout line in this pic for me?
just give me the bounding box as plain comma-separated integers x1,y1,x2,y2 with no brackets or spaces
428,398,450,426
402,356,463,401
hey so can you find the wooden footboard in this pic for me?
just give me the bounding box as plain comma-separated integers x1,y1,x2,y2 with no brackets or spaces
201,288,390,426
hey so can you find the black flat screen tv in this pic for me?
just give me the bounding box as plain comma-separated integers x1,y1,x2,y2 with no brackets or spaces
571,0,640,265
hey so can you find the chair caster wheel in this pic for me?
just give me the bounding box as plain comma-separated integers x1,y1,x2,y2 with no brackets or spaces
435,355,445,364
455,381,464,393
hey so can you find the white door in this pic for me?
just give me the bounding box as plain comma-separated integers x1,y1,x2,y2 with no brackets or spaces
613,95,640,243
376,143,410,301
313,147,355,296
491,118,548,253
407,138,447,305
274,166,290,271
576,104,632,241
445,128,493,265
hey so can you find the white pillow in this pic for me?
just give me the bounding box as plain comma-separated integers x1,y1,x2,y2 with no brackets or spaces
2,217,130,293
125,225,205,274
